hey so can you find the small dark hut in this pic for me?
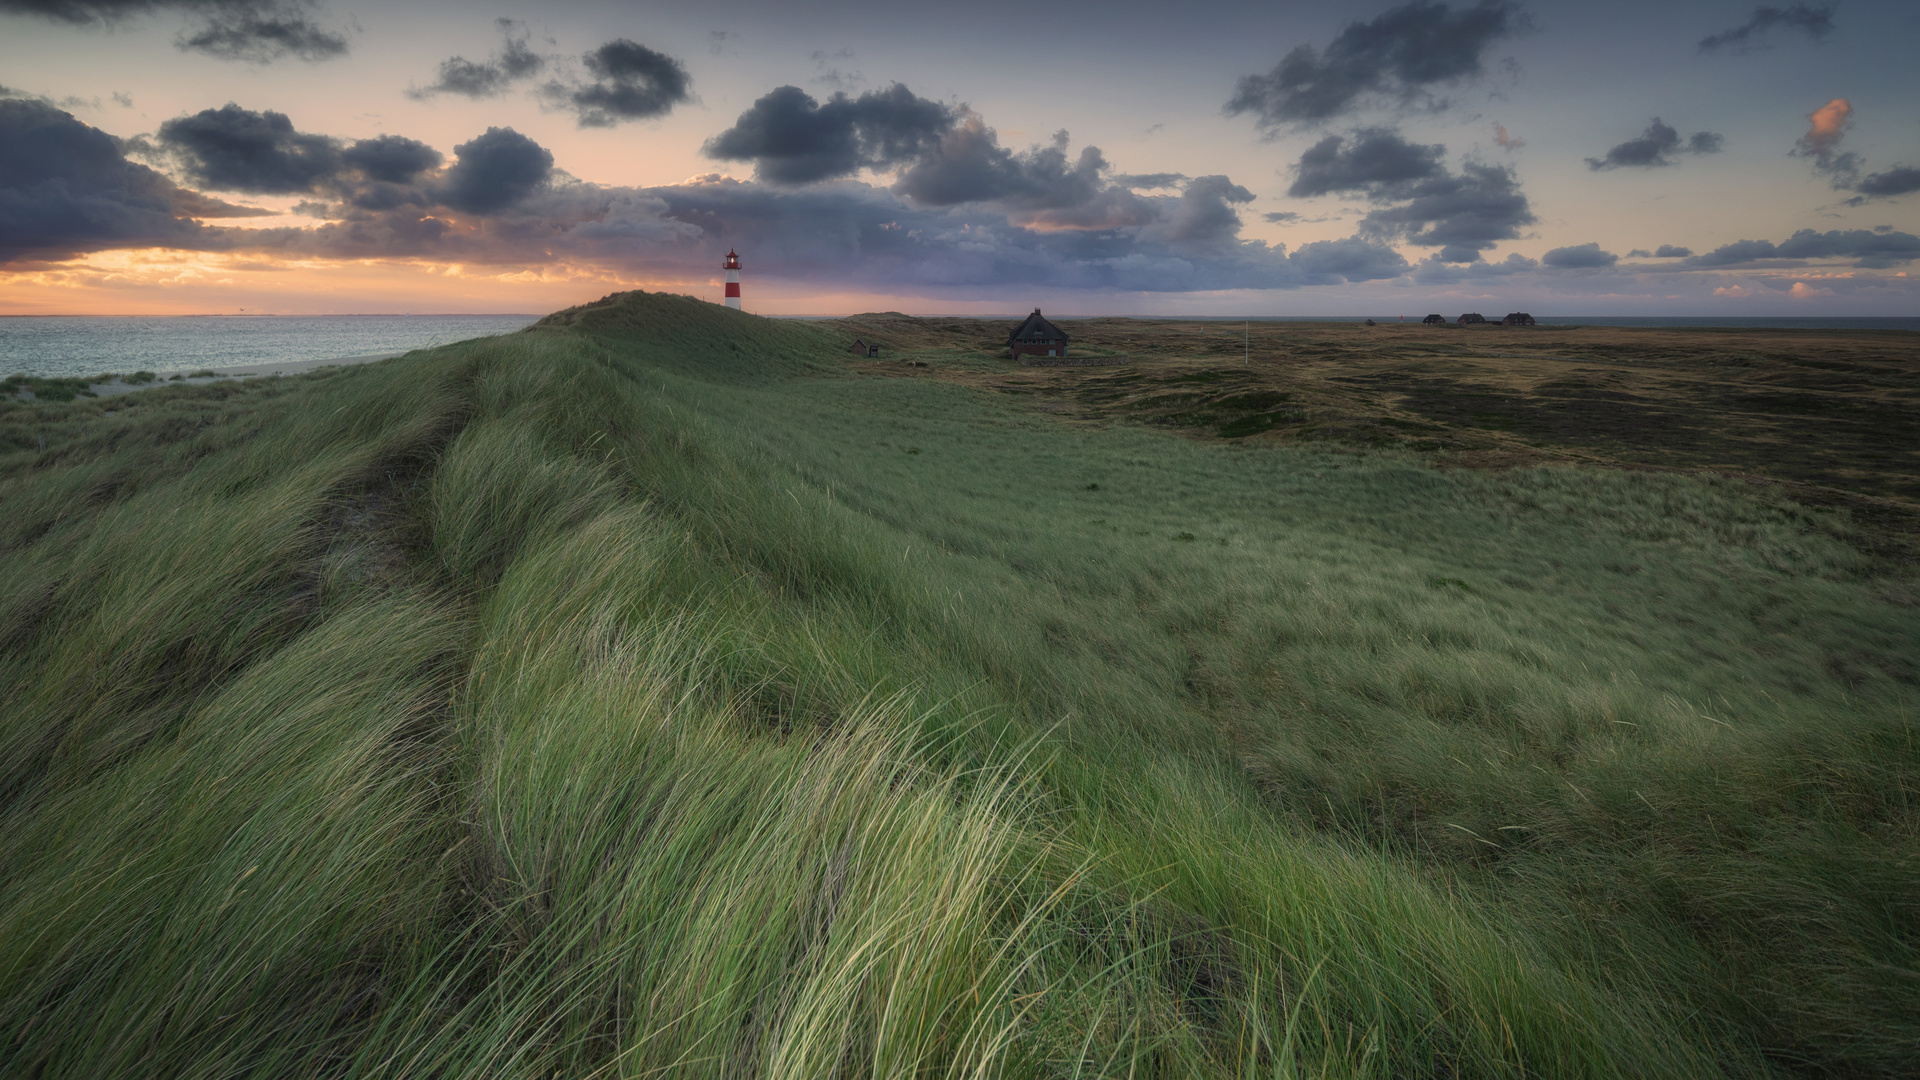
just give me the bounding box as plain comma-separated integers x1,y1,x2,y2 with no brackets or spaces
1007,308,1069,361
1502,312,1536,326
1421,314,1446,325
1458,313,1488,325
848,338,868,355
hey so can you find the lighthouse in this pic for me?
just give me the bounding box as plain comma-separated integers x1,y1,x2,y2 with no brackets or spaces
723,249,742,310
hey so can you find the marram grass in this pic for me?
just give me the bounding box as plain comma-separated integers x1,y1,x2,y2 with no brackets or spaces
0,291,1913,1077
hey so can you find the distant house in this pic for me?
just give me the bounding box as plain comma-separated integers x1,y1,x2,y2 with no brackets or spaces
1422,313,1446,325
849,338,867,355
1502,312,1536,326
1458,313,1488,324
1007,308,1069,361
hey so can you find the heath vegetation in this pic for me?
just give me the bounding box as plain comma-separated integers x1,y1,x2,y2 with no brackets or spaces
1,292,1914,1077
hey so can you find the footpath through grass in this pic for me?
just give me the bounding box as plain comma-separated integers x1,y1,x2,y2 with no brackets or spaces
1,291,1915,1078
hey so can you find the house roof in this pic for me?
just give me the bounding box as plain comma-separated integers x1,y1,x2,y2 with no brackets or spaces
1007,308,1068,345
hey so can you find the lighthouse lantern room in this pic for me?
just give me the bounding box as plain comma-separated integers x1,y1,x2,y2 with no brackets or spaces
723,249,742,310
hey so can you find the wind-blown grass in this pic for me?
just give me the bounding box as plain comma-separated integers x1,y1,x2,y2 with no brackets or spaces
0,291,1913,1077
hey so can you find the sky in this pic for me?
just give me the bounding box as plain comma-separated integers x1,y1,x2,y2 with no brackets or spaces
1,0,1917,315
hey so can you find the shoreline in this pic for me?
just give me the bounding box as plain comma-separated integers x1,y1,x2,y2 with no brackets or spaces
16,351,405,401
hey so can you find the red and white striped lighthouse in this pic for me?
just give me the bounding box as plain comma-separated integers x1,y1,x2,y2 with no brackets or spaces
722,249,742,310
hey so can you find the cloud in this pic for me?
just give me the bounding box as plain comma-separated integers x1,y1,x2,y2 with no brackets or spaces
1287,128,1445,197
1541,242,1618,268
1687,228,1920,268
891,121,1161,231
1585,118,1724,170
1493,123,1524,151
545,38,692,126
1788,280,1835,298
1287,235,1409,281
0,97,262,264
175,1,346,62
339,134,441,184
1798,97,1851,158
1792,96,1859,184
156,103,342,193
1698,3,1836,53
1112,173,1186,190
1272,128,1529,260
703,83,954,185
0,1,350,62
1410,249,1537,281
1355,160,1535,260
1788,99,1920,203
439,127,552,213
1225,0,1526,128
1148,175,1256,250
1654,244,1692,257
409,18,544,100
1264,211,1301,223
1851,166,1920,200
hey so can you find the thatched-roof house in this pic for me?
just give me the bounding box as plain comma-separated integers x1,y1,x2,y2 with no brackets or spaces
1502,312,1536,326
848,338,881,358
1007,308,1068,361
1422,313,1446,325
1458,313,1488,324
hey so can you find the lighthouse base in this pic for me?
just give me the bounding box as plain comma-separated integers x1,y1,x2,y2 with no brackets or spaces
724,298,741,310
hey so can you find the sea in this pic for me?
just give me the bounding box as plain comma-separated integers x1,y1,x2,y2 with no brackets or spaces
0,315,541,380
2,313,1913,379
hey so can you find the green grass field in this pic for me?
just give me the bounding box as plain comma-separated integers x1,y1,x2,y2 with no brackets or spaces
2,291,1915,1077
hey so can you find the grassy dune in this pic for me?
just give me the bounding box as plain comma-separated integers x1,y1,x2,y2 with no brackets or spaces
1,291,1915,1077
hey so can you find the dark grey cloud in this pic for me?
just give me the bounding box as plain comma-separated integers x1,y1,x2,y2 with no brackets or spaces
1356,160,1535,260
175,1,344,62
0,0,348,62
1698,3,1835,53
1288,128,1445,197
339,134,441,184
1149,175,1255,250
409,18,544,100
546,38,692,127
439,127,552,214
1264,210,1301,223
1226,0,1526,128
1654,244,1692,257
154,101,548,218
891,122,1158,231
1585,118,1724,170
1287,235,1409,281
1851,166,1920,200
1410,249,1537,282
156,102,342,193
1112,172,1186,190
1541,242,1617,268
1686,228,1920,269
0,96,262,264
703,83,954,185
